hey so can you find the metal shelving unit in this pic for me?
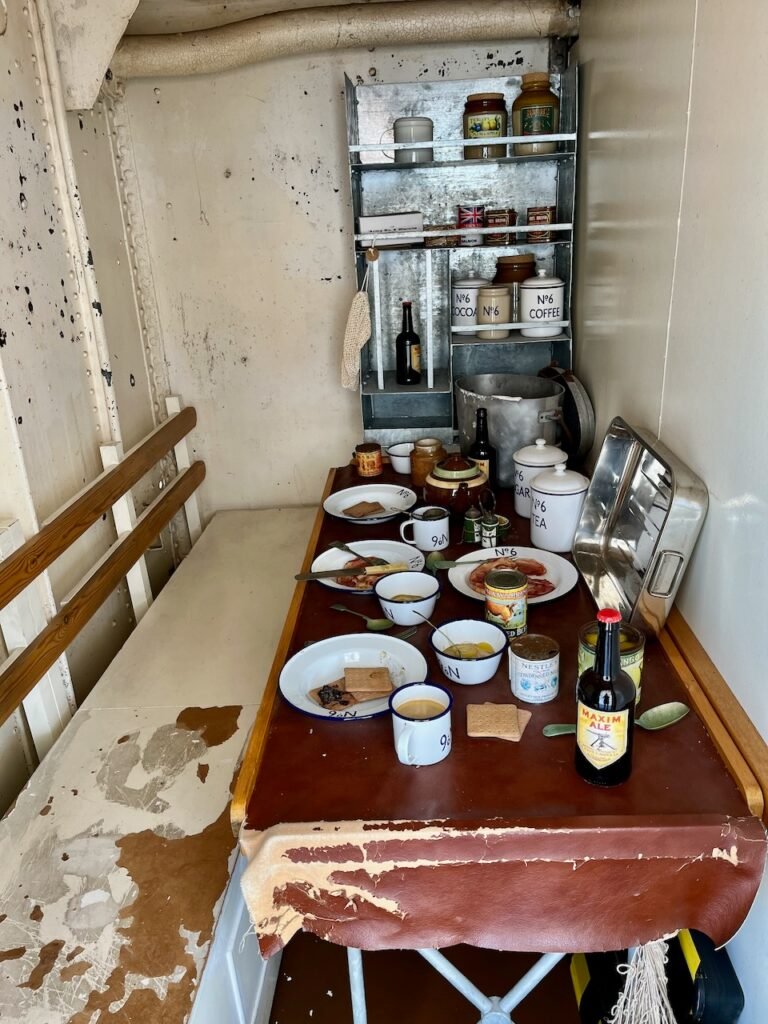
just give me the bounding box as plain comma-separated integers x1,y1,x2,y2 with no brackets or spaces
344,68,578,444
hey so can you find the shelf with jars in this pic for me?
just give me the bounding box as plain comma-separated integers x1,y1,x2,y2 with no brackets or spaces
344,67,577,443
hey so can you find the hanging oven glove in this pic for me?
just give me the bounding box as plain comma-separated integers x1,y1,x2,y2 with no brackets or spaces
341,252,374,390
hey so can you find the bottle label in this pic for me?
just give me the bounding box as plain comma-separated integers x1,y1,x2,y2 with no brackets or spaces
576,702,629,770
467,114,504,139
521,104,555,136
410,344,421,372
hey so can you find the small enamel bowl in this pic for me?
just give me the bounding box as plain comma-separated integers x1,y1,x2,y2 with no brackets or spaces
387,442,415,474
374,571,440,626
430,619,508,685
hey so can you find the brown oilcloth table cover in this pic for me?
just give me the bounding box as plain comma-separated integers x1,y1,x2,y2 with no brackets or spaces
239,466,766,958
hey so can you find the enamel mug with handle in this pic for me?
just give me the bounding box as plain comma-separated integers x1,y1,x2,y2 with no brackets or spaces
530,463,590,553
400,506,450,551
389,682,452,766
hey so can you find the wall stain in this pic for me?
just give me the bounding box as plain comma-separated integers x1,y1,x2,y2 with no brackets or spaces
0,948,25,964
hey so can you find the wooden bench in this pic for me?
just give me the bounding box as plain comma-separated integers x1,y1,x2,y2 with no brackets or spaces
0,405,315,1023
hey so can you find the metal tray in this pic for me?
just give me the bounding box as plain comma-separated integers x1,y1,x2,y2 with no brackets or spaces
572,417,708,635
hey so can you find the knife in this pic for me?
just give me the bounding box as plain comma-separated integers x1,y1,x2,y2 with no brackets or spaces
295,562,410,582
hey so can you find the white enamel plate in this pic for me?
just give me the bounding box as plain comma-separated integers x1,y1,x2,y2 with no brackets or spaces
279,633,428,721
447,546,579,605
323,484,417,524
310,540,425,594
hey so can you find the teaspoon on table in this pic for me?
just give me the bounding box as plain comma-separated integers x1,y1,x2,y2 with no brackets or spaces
329,603,394,631
542,701,690,737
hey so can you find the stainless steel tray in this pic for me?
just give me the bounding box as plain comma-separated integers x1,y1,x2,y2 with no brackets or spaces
572,417,708,635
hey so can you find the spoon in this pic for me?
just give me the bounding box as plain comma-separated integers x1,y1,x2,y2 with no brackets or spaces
542,701,690,737
411,610,455,647
329,603,394,631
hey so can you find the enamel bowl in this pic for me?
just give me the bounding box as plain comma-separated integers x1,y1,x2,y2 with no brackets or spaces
374,571,440,626
387,442,415,474
430,618,508,685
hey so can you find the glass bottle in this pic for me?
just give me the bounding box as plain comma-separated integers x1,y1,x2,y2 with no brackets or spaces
575,608,636,786
395,301,421,386
468,408,497,487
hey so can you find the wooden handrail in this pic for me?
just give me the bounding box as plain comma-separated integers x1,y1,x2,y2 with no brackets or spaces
666,608,768,825
0,407,197,614
0,461,205,731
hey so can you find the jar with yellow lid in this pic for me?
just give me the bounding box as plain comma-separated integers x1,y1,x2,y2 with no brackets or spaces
511,73,560,155
463,93,507,160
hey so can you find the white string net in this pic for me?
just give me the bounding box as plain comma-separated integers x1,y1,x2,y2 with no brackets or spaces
607,939,678,1024
341,266,371,390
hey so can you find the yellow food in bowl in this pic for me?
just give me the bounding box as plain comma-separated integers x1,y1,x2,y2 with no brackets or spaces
443,641,495,660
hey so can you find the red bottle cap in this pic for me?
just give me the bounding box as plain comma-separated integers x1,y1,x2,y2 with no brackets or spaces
597,608,622,624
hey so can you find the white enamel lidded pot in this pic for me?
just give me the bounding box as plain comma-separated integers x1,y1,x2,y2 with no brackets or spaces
529,463,590,553
520,268,565,338
512,437,567,518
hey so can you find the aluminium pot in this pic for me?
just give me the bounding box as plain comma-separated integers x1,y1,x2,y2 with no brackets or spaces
455,374,565,487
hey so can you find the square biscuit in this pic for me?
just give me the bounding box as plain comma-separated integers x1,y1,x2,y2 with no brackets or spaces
344,667,393,694
467,702,532,742
343,500,386,518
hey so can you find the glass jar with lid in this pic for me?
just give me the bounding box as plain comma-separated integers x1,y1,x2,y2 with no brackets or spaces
463,93,507,160
411,437,447,488
511,73,560,155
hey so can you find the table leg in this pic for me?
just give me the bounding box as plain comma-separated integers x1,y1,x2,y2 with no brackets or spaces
418,948,566,1023
498,953,565,1013
347,947,368,1024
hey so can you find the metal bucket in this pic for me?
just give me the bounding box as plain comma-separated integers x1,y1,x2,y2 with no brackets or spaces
455,374,565,487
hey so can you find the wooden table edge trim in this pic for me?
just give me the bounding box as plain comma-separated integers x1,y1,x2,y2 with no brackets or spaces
665,607,768,825
230,468,337,834
659,626,764,819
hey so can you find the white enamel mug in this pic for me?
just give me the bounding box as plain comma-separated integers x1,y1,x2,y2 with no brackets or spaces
389,682,452,766
399,506,450,551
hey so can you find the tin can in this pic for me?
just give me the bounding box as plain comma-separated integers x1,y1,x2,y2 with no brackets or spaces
457,204,485,247
509,634,559,703
480,513,502,548
354,442,382,478
577,621,646,705
463,507,482,544
526,205,556,243
485,568,527,636
485,208,517,246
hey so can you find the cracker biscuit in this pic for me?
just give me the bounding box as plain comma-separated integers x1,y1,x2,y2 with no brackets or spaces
344,667,393,695
343,500,386,518
466,702,532,742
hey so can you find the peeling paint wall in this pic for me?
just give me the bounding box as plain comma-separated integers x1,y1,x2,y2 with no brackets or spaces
0,2,159,789
111,41,549,514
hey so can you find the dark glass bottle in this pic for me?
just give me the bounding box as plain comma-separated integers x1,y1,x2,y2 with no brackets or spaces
468,407,497,485
395,301,421,386
575,608,636,786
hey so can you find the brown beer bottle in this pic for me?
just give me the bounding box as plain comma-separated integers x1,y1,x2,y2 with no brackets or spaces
575,608,636,786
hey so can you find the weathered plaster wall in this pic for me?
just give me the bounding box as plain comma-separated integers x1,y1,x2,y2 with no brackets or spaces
0,1,161,809
576,0,768,1016
116,40,548,515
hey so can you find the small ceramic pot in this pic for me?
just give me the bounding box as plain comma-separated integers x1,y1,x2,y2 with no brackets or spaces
387,442,414,474
530,463,589,553
423,454,489,519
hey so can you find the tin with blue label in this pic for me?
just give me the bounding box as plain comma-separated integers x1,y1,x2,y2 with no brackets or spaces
509,633,559,703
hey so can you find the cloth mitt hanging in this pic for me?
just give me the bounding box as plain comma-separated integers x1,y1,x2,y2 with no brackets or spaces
341,262,372,390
